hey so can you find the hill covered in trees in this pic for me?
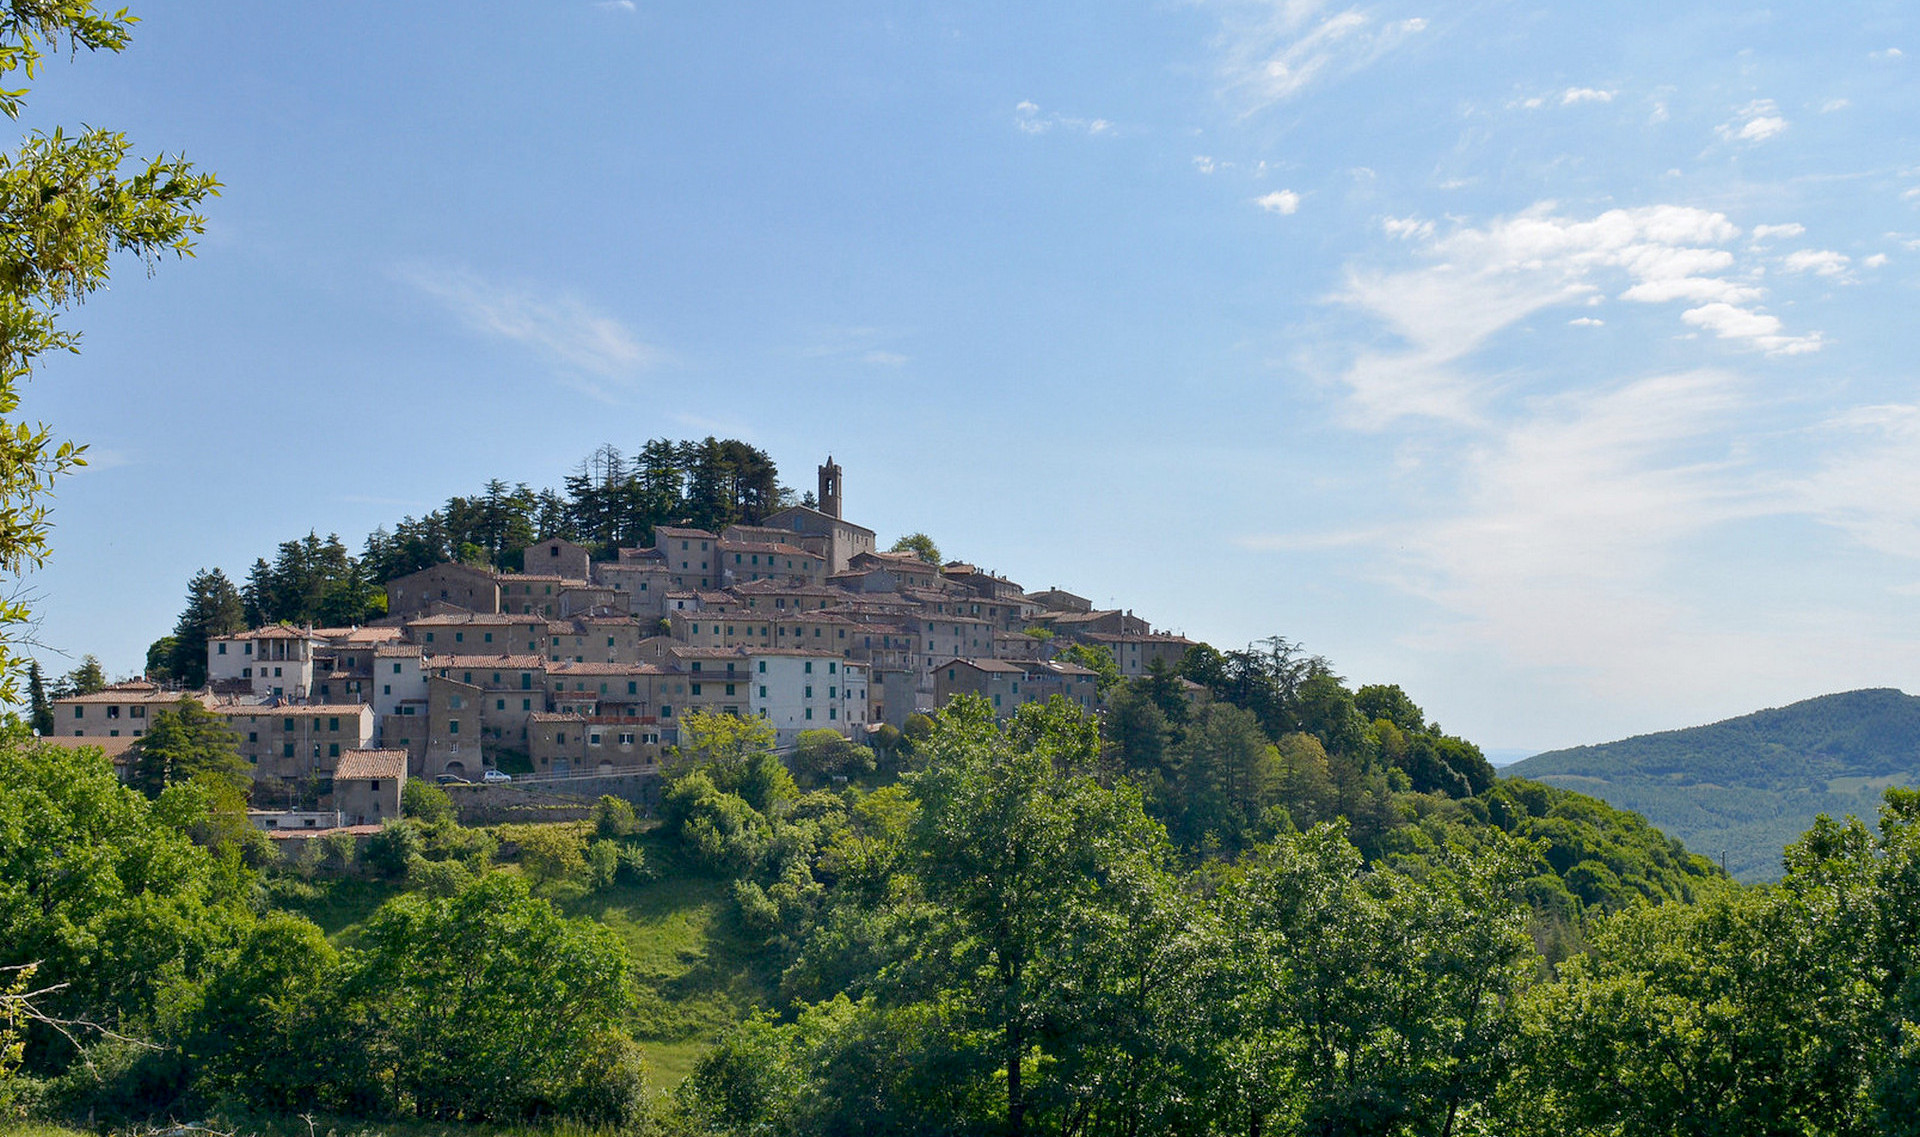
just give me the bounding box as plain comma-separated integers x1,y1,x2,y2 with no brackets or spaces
1509,688,1920,880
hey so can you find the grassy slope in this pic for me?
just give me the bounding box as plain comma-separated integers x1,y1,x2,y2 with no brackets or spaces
274,828,774,1091
1510,688,1920,880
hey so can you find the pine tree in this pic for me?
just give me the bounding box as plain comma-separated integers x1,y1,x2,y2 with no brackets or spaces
26,660,52,734
168,568,246,687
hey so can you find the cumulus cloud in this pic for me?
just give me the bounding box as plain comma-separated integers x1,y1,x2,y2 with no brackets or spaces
1822,98,1852,112
1330,202,1820,425
1781,249,1852,278
1562,87,1615,105
1718,100,1788,143
1865,253,1890,268
400,264,655,378
1216,1,1428,112
1569,316,1604,326
1750,222,1805,242
1257,189,1302,214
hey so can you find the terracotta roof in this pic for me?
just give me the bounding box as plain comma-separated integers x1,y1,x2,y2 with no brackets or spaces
530,711,587,723
427,653,547,670
761,506,876,537
719,540,819,558
375,643,424,657
220,625,313,640
1083,633,1192,645
333,749,407,780
266,823,383,841
654,526,717,539
210,703,373,717
37,734,138,760
549,662,665,676
405,612,528,627
941,657,1025,673
54,689,205,706
502,573,580,584
314,626,406,643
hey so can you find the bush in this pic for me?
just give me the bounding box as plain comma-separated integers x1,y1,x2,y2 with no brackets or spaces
592,794,640,838
363,819,422,879
505,823,589,885
406,854,475,897
402,778,456,824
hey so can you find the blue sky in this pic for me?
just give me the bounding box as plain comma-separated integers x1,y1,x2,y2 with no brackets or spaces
13,0,1920,754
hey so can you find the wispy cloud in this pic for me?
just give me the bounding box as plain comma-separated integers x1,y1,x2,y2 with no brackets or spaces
1561,86,1615,105
1013,100,1113,136
1331,202,1820,426
1717,99,1788,143
399,264,656,378
799,326,910,367
595,0,635,10
1216,1,1427,113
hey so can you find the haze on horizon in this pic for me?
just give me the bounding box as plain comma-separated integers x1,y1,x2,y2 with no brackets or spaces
13,0,1920,755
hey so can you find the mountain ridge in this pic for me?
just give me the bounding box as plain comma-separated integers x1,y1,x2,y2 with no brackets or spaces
1507,687,1920,880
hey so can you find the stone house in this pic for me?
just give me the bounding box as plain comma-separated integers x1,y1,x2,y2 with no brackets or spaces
331,748,407,825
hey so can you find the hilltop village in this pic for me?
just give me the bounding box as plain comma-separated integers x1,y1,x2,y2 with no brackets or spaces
48,459,1192,818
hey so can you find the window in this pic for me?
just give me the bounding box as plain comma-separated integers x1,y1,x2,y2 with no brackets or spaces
522,673,532,689
691,683,702,696
455,632,464,643
248,732,258,743
283,718,295,731
273,667,283,677
829,708,838,720
243,667,252,678
725,684,736,696
449,720,460,734
829,686,836,698
759,685,767,697
661,704,672,717
496,699,506,710
217,643,227,655
450,696,463,710
589,732,602,746
106,705,120,719
758,660,767,673
619,732,634,745
426,632,435,643
828,662,837,674
328,743,340,758
393,662,402,674
485,632,493,643
328,717,340,731
522,698,532,710
805,686,813,698
557,732,567,744
282,742,294,758
805,708,813,720
805,661,813,674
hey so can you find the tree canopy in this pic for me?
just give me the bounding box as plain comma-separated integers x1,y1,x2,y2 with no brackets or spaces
0,0,217,702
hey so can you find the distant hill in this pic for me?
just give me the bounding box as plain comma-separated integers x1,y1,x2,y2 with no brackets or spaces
1507,688,1920,881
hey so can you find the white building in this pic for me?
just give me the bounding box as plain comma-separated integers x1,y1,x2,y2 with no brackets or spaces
749,650,869,744
371,643,429,721
206,626,320,699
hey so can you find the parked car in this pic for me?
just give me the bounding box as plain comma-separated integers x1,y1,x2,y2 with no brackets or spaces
483,768,512,783
435,773,470,785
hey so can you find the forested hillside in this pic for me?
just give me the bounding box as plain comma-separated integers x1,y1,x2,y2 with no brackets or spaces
1511,688,1920,880
21,638,1919,1137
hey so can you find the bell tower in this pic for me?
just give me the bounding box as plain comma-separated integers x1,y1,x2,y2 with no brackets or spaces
817,457,843,519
